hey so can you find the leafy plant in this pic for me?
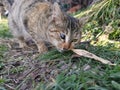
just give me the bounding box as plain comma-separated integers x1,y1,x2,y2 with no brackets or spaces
75,0,119,41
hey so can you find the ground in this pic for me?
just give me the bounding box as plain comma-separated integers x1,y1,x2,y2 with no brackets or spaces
0,19,120,90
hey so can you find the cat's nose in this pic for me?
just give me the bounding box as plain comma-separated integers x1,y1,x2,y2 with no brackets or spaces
62,43,71,50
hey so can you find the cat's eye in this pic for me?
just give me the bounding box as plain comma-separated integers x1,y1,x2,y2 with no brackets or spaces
60,33,65,39
72,39,78,42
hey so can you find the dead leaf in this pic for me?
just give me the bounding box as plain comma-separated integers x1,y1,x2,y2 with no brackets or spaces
72,49,116,66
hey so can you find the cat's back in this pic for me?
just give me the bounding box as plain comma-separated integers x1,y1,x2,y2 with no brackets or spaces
9,0,32,21
10,0,51,21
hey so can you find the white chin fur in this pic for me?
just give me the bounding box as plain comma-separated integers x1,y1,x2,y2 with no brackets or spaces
4,10,9,16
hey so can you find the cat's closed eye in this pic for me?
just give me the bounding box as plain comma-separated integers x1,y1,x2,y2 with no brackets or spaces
72,39,78,42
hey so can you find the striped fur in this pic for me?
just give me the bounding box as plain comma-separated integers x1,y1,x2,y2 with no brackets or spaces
8,0,81,53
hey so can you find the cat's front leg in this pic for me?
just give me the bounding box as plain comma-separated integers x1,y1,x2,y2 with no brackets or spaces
36,40,48,54
18,39,27,48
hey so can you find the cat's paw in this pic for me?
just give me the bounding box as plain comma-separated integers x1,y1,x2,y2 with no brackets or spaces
18,41,27,48
25,39,36,46
38,46,48,54
37,43,48,54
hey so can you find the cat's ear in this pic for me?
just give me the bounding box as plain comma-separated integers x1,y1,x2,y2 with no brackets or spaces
79,16,90,26
52,2,62,14
51,2,63,23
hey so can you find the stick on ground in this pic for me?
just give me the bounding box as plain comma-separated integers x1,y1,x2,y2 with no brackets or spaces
72,49,116,66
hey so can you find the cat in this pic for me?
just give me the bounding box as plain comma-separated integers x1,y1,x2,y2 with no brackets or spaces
8,0,82,54
0,0,14,10
0,0,14,16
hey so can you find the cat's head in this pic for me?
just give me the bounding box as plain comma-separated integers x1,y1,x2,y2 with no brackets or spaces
48,3,82,52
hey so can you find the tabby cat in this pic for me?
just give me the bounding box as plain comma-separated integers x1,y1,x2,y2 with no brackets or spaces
8,0,82,53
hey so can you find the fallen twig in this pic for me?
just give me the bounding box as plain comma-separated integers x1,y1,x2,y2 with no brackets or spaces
72,49,116,66
4,84,15,90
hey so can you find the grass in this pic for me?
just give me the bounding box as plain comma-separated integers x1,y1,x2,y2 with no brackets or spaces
36,41,120,90
0,15,120,90
75,0,120,41
0,19,12,38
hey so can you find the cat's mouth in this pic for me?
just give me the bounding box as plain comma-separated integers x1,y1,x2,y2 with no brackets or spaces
57,42,74,52
58,49,65,52
57,48,70,53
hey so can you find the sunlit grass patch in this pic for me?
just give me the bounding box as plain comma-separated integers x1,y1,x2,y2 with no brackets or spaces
0,19,12,38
